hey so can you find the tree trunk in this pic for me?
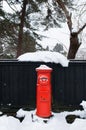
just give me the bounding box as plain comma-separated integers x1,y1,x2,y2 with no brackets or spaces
56,0,86,59
16,0,27,58
67,32,81,59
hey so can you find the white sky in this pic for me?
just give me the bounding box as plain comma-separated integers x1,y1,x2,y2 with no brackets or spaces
35,24,70,51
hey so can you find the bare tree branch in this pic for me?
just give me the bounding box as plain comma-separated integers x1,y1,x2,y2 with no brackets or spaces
55,0,72,32
78,23,86,34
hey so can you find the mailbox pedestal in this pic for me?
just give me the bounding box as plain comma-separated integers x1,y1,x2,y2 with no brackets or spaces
36,65,52,118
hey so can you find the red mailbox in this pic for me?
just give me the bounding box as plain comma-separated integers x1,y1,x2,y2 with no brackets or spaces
36,65,52,118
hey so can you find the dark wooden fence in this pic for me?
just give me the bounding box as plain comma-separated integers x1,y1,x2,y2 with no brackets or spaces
0,60,86,108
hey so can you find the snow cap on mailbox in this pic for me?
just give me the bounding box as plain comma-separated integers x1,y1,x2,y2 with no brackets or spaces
36,65,52,85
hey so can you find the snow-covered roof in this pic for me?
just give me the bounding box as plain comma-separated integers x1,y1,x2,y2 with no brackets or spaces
18,51,69,67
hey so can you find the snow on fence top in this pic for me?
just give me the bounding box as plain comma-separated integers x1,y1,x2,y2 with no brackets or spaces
18,51,69,67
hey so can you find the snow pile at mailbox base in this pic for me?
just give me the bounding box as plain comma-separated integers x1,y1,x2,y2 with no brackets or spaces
18,51,69,67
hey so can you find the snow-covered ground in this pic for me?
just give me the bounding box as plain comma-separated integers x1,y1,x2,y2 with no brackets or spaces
0,101,86,130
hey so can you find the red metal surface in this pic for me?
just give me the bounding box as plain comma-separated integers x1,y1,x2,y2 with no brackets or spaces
36,66,52,118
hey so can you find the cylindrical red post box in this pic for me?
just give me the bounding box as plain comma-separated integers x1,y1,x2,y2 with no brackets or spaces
36,65,52,118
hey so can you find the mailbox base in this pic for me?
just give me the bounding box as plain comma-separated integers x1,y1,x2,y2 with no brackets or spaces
36,112,52,118
31,113,54,123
